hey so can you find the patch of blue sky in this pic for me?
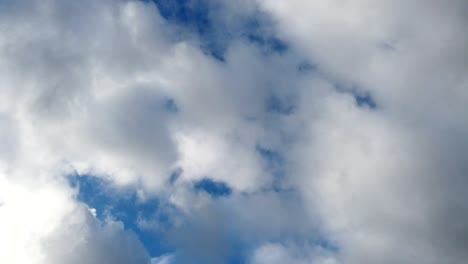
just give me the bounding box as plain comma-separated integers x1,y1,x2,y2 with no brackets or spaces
141,0,288,60
316,238,340,253
140,0,225,60
256,145,283,170
148,0,212,34
242,16,289,55
246,34,288,54
256,145,289,193
163,98,179,113
68,174,173,257
168,167,183,185
297,60,318,73
355,93,377,109
333,82,378,109
193,177,232,198
266,94,296,115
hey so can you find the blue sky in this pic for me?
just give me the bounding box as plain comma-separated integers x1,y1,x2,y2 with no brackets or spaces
64,3,301,261
142,0,288,61
1,0,467,264
65,2,388,262
69,174,170,257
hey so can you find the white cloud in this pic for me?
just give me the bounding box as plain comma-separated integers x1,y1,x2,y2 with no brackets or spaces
1,0,467,263
254,0,468,263
0,0,280,192
0,0,302,262
250,243,339,264
151,254,174,264
0,176,151,264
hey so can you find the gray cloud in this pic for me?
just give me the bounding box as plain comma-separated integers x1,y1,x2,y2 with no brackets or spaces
1,0,467,263
255,0,468,263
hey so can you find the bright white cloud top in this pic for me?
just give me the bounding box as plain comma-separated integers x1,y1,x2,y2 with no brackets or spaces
0,0,467,263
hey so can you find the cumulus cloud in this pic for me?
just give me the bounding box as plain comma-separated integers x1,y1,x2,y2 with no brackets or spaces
0,0,302,262
250,242,339,264
255,0,468,263
0,177,151,264
0,0,467,263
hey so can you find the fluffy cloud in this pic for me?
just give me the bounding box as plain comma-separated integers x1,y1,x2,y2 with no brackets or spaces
0,0,284,191
0,0,303,262
255,0,468,263
250,243,339,264
1,0,467,263
0,177,151,264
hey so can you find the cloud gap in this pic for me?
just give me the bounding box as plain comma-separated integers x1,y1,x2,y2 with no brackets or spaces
68,174,172,257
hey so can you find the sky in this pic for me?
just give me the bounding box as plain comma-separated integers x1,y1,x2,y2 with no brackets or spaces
0,0,468,263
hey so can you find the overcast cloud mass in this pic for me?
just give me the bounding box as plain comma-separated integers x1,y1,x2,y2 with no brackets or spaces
0,0,467,263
